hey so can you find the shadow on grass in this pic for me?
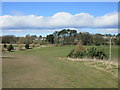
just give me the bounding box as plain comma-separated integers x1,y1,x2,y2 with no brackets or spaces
2,57,19,60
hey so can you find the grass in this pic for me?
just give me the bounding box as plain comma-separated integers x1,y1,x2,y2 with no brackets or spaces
2,46,118,88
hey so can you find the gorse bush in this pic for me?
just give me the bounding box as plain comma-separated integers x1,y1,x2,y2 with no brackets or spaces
67,46,109,60
94,49,108,59
87,47,109,60
67,49,87,58
25,43,29,49
86,47,97,58
67,41,87,58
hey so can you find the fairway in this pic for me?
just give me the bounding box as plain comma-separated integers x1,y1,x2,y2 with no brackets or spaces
2,46,118,88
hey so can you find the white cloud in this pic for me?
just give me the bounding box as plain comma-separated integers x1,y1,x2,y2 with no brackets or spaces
94,12,118,28
97,28,118,33
9,30,23,32
0,12,118,29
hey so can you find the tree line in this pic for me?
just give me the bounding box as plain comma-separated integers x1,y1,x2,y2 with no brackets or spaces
1,29,120,46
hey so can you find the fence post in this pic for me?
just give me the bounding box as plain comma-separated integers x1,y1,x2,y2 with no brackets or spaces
109,37,112,60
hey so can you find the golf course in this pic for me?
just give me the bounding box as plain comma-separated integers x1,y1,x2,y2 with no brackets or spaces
2,46,118,88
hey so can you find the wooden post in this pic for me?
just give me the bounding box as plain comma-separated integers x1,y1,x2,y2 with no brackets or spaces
109,37,112,60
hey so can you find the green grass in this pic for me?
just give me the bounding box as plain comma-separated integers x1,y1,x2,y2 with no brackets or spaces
2,46,118,88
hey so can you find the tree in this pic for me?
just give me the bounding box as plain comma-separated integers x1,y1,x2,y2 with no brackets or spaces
17,37,25,44
63,36,76,45
2,35,19,44
46,34,54,44
69,29,77,36
3,43,7,48
93,34,104,45
77,32,93,45
24,34,33,44
113,34,120,45
25,43,29,49
7,44,13,52
53,31,59,44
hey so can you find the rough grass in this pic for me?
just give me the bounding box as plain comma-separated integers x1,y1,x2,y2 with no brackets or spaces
63,57,118,76
2,46,118,88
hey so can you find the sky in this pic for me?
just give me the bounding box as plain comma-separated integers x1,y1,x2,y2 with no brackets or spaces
1,2,118,36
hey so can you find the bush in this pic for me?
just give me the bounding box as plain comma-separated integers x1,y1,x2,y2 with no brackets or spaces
3,44,7,48
95,49,108,59
7,44,13,52
87,47,97,58
67,41,86,58
67,46,108,60
95,42,100,46
67,49,87,58
74,50,87,58
87,47,108,60
25,43,29,49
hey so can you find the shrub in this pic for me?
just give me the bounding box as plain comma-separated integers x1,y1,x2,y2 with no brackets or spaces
94,49,108,60
74,40,85,52
3,44,7,48
25,43,29,49
67,49,87,58
67,41,86,58
95,42,100,46
67,46,108,60
67,49,75,58
87,47,108,60
7,44,13,52
74,50,87,58
87,47,97,58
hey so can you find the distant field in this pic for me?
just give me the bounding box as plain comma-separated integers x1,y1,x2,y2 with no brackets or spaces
2,45,118,88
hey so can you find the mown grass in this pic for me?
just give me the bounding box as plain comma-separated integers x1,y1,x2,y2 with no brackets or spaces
2,46,118,88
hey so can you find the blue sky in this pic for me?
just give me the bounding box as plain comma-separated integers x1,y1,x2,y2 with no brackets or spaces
2,2,117,16
1,2,118,36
